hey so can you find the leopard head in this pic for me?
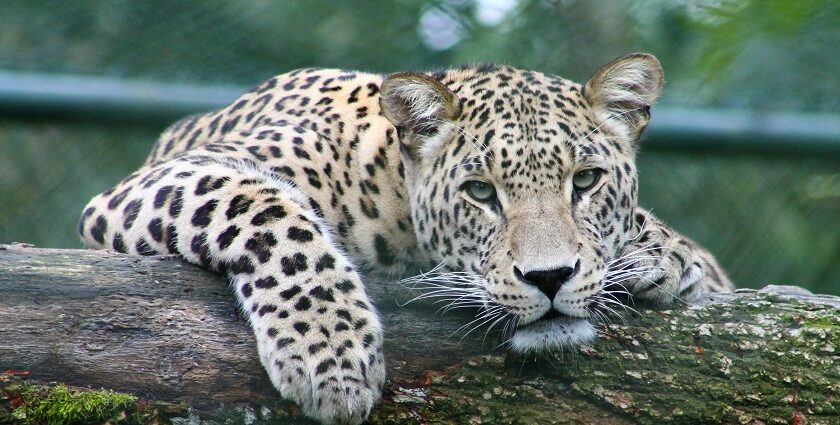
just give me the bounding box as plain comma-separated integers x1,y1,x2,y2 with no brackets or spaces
380,54,663,352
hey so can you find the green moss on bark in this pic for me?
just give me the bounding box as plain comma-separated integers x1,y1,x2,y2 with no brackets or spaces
2,378,139,424
0,376,313,425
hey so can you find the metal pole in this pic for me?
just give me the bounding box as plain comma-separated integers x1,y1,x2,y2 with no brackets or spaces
1,70,839,156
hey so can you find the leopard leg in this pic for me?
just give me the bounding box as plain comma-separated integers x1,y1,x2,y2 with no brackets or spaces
79,150,385,424
613,210,734,305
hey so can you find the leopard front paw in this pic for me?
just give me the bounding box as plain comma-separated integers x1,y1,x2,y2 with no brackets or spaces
255,305,386,424
616,239,715,305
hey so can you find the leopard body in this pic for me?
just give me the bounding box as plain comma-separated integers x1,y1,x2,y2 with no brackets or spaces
80,54,733,423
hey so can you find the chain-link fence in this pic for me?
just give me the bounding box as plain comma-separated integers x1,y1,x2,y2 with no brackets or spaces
1,0,838,295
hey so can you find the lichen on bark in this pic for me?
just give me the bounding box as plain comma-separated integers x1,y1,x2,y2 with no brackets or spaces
537,288,840,424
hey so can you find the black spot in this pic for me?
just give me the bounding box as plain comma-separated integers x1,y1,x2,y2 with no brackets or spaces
123,199,143,230
355,300,369,310
293,146,311,160
112,233,126,253
280,285,302,299
221,116,240,134
373,234,396,265
217,225,240,250
135,238,157,256
294,296,312,311
153,185,174,209
192,199,218,227
276,337,295,349
254,276,279,289
240,283,253,298
258,304,278,316
315,358,337,375
363,333,375,348
308,342,328,354
90,215,108,244
281,253,308,276
308,199,324,218
359,198,379,219
293,322,310,335
245,231,278,263
190,233,212,267
247,145,268,161
319,326,331,338
336,309,352,322
304,167,322,189
251,205,287,226
335,279,356,293
309,286,335,302
354,318,368,330
226,195,254,219
147,217,164,242
168,187,184,218
272,166,295,178
78,206,95,236
194,175,213,195
229,255,255,274
348,86,360,103
195,176,230,195
314,254,336,273
107,188,131,210
267,328,278,337
286,226,313,242
165,224,179,253
207,115,221,136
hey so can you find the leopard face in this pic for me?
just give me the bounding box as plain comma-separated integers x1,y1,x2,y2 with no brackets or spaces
381,55,663,351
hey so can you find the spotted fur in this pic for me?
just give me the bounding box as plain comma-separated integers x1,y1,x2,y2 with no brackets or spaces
80,53,733,424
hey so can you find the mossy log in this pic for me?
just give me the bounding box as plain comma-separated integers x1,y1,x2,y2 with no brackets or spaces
0,243,838,424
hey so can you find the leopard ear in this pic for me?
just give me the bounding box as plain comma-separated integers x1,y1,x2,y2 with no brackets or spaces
584,53,663,142
380,72,460,158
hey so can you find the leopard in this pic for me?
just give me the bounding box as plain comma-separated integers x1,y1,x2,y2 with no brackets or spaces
79,53,733,424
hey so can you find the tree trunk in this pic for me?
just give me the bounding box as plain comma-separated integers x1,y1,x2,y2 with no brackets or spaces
0,243,838,424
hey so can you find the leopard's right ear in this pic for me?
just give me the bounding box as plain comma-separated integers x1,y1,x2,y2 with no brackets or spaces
584,53,663,142
379,72,460,158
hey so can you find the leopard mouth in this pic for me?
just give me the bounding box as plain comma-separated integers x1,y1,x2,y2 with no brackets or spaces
509,310,595,353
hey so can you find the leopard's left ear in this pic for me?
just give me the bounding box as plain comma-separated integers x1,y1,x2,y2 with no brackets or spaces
584,53,663,142
380,72,460,158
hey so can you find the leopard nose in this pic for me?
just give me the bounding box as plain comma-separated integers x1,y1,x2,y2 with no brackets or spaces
516,260,581,300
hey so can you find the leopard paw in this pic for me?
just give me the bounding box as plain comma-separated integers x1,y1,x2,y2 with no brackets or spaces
254,300,386,424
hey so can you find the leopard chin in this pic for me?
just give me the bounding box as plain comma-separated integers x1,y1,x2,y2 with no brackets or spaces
509,316,596,353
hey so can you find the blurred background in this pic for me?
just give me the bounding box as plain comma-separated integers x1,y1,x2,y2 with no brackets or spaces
0,0,837,295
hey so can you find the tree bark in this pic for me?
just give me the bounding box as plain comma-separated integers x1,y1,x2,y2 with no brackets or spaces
0,243,838,424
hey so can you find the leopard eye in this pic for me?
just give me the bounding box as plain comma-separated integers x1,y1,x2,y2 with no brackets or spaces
462,180,497,203
572,169,602,192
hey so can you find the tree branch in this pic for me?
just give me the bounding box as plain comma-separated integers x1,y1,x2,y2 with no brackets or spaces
1,244,838,424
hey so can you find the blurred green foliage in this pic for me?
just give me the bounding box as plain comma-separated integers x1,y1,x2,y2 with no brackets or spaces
0,0,838,294
0,121,157,246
